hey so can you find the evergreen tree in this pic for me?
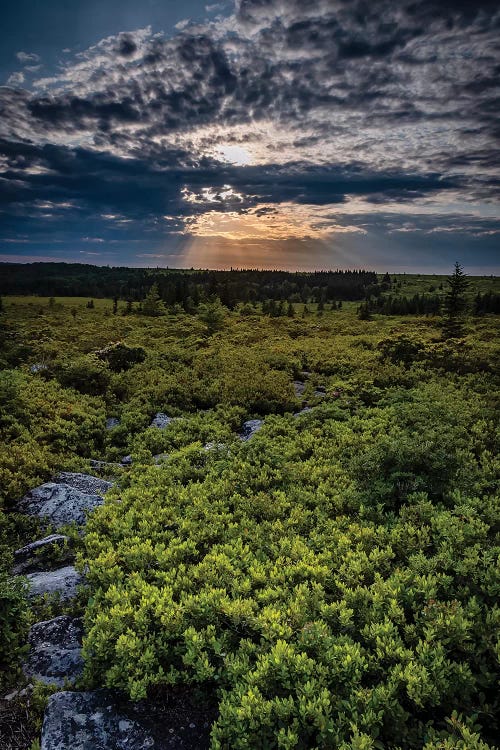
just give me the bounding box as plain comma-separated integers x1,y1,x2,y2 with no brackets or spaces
142,283,166,317
442,262,469,339
112,297,118,315
287,302,295,318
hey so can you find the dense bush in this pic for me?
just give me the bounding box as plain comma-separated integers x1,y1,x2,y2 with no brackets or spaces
0,280,498,748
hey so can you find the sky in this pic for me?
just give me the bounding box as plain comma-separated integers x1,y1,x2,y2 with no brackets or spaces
0,0,499,273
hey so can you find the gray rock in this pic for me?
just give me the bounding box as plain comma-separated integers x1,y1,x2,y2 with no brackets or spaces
240,419,263,441
18,481,107,527
41,690,214,749
55,473,113,496
30,363,48,374
153,453,170,464
25,616,83,687
26,565,84,600
203,442,226,452
293,407,313,418
106,417,120,430
314,386,326,397
121,455,133,466
150,412,174,429
13,534,70,574
89,459,121,471
293,380,306,397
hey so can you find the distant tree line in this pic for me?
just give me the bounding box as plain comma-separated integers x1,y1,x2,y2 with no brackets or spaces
366,293,442,316
0,263,377,306
474,291,500,315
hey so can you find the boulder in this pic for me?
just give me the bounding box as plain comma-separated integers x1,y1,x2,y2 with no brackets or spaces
150,412,174,429
24,616,83,687
26,565,83,601
293,407,313,418
55,473,113,496
293,380,306,397
106,417,120,430
240,419,263,441
121,455,133,466
18,481,107,527
13,534,70,574
41,690,214,749
153,453,170,464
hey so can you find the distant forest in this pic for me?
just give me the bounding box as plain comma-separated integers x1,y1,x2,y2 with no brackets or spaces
0,263,378,307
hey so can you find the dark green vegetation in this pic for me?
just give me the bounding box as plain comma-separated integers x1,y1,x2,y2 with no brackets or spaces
0,268,499,749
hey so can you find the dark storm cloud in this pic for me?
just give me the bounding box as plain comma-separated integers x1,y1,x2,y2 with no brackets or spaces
0,0,499,268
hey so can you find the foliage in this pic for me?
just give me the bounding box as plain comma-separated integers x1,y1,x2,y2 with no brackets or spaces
0,273,498,748
142,283,166,317
0,573,30,690
442,263,470,339
95,341,146,372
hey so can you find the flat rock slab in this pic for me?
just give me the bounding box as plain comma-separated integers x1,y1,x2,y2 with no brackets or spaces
41,690,215,750
25,616,83,687
55,473,113,496
26,565,83,600
13,534,70,574
18,481,107,527
240,419,263,441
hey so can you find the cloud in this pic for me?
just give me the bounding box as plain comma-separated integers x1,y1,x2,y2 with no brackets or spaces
16,51,41,64
6,71,25,87
0,0,499,270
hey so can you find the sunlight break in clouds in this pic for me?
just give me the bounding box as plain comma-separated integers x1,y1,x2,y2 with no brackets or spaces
0,0,499,270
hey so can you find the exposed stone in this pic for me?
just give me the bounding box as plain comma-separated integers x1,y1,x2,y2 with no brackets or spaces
106,417,120,430
153,453,170,464
30,363,48,374
89,459,121,471
240,419,263,441
26,566,84,600
55,473,113,496
293,407,313,418
121,455,133,466
24,616,83,687
13,534,70,574
150,412,174,429
203,442,226,452
18,480,107,527
41,690,214,749
293,380,306,397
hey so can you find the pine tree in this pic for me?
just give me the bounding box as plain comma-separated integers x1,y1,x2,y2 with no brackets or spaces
442,262,469,339
142,283,166,317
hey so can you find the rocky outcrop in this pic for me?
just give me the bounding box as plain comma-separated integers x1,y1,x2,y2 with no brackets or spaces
26,565,84,600
293,380,306,397
18,475,112,527
24,616,83,687
13,534,70,574
41,690,214,750
150,412,175,429
240,419,263,441
55,473,113,496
